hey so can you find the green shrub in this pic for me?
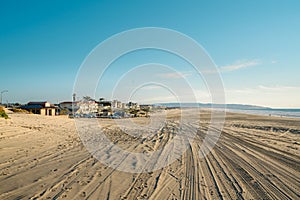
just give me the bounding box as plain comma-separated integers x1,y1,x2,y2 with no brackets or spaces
59,109,69,115
0,107,9,119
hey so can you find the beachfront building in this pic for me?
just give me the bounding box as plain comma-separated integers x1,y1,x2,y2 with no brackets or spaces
97,100,112,117
21,101,58,116
112,100,123,109
77,99,98,115
121,103,128,109
58,101,80,114
127,101,140,109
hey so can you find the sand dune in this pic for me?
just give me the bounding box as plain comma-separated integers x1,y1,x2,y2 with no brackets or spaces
0,110,299,199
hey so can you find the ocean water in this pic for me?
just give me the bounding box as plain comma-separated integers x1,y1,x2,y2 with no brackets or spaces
225,108,300,118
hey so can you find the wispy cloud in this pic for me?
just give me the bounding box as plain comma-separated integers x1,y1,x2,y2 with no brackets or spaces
258,85,298,91
271,60,278,64
227,85,300,94
226,85,300,108
157,71,192,79
201,59,261,74
140,85,161,90
220,59,261,72
139,95,177,103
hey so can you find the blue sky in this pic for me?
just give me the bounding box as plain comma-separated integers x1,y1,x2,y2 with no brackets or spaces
0,0,299,108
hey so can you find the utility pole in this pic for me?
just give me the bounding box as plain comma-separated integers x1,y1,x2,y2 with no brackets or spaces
72,93,76,116
0,90,8,105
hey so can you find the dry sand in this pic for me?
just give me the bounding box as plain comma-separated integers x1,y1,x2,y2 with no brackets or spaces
0,109,299,199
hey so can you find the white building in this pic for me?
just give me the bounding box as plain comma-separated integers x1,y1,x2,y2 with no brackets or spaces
77,100,98,114
112,100,122,109
121,103,128,109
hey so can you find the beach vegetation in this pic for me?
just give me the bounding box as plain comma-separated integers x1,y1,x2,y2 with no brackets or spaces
0,107,9,119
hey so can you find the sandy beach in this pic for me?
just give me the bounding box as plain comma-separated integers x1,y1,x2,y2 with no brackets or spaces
0,109,299,199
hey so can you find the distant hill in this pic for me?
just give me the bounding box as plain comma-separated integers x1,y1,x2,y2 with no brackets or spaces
154,103,271,110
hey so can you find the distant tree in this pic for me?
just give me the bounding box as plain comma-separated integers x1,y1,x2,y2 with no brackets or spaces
60,108,69,115
141,107,150,117
141,107,150,113
99,97,105,101
83,96,93,101
129,108,139,115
